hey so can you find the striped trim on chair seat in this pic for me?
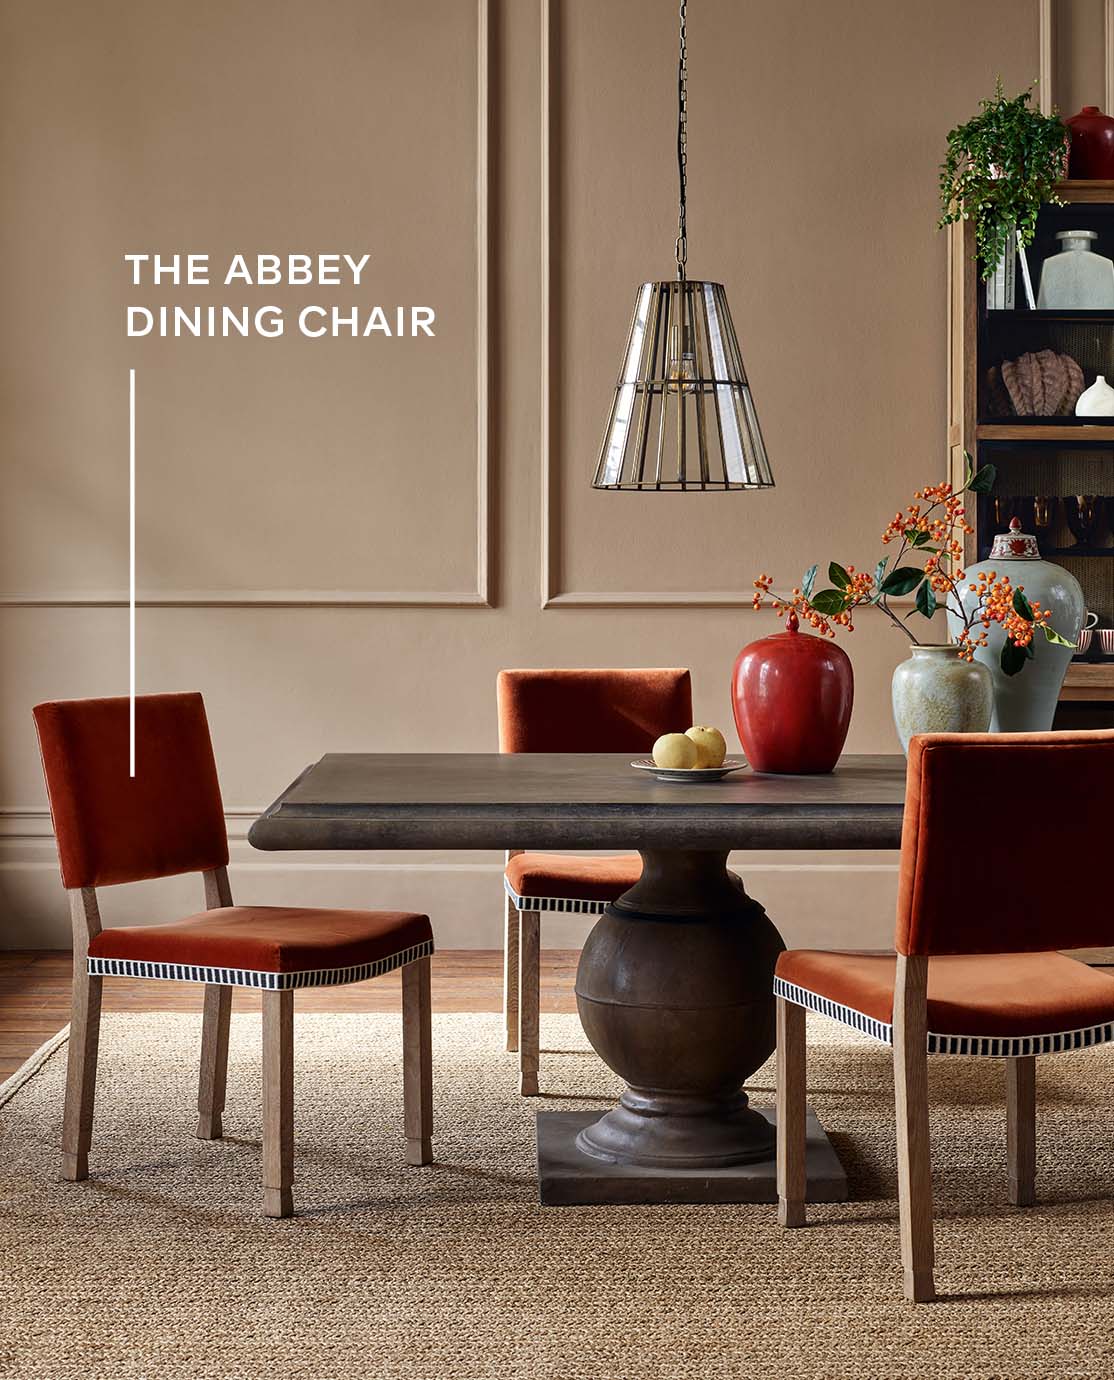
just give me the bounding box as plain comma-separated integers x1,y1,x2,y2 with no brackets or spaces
87,939,435,991
503,876,610,915
773,975,1114,1059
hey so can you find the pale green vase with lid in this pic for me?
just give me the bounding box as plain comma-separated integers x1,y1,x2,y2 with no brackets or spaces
946,518,1085,731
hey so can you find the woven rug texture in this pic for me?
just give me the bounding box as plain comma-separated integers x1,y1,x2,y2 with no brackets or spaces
1,1010,1113,1380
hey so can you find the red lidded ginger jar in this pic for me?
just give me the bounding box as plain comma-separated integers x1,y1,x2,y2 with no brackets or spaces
731,612,854,774
1066,106,1114,179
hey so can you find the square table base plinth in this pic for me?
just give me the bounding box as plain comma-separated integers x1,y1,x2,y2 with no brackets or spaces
536,1105,847,1207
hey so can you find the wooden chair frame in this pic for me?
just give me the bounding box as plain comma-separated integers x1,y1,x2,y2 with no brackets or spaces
776,954,1037,1304
62,865,433,1217
502,848,540,1097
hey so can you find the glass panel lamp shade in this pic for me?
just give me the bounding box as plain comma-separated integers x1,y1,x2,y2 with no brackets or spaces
593,280,774,491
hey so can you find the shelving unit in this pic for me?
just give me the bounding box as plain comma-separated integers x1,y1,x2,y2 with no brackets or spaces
948,181,1114,708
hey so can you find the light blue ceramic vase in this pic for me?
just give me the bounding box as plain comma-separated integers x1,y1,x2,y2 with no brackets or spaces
946,519,1085,731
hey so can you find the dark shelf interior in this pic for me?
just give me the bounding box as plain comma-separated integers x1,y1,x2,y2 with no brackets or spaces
986,309,1114,323
972,203,1114,626
978,204,1114,421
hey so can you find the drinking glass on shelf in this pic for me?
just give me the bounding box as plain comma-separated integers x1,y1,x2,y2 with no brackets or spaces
1066,495,1102,548
1033,496,1058,553
1033,495,1058,531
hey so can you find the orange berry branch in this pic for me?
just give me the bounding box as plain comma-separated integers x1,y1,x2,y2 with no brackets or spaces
751,455,1073,676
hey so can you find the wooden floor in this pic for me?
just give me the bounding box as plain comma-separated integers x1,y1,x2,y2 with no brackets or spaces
0,950,580,1082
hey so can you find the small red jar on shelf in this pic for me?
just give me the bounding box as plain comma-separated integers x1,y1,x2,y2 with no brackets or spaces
1065,106,1114,180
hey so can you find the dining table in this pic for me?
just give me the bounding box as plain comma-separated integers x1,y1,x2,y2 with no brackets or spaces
249,752,909,1206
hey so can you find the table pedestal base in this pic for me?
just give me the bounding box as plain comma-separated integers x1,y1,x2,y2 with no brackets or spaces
575,1088,775,1169
574,848,786,1169
536,1104,847,1207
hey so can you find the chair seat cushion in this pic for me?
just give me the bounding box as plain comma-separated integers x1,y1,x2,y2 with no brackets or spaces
88,907,433,989
504,852,641,903
776,949,1114,1051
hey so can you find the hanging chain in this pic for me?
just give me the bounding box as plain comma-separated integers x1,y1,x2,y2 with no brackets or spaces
675,0,688,280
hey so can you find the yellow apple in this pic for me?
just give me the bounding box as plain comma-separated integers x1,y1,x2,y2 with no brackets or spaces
652,732,699,769
686,725,727,768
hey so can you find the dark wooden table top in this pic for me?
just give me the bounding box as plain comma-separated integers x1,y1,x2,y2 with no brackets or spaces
249,753,909,852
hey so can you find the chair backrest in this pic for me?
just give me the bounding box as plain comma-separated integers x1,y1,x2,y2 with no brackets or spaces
497,668,692,753
33,692,228,890
897,729,1114,956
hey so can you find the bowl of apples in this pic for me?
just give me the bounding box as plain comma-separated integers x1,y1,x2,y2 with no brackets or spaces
631,726,747,783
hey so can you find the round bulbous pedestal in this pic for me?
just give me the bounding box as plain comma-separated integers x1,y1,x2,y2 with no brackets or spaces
573,849,785,1168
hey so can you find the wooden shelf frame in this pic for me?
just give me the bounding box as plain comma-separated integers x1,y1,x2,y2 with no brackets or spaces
976,424,1114,442
1062,662,1114,701
948,184,1114,704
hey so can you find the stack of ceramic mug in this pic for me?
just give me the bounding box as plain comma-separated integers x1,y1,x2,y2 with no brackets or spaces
1076,612,1114,656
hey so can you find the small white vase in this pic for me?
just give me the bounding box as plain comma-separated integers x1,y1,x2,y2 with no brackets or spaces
891,645,993,755
1075,374,1114,416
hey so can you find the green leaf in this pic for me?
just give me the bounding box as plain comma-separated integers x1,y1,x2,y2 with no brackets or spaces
1042,625,1074,647
828,562,851,590
915,580,938,619
801,564,818,600
880,567,925,597
966,463,997,494
909,529,934,547
1000,641,1028,676
1012,589,1034,620
808,589,849,617
962,451,975,489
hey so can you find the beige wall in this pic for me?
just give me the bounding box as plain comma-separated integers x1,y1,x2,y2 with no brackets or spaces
0,0,1042,949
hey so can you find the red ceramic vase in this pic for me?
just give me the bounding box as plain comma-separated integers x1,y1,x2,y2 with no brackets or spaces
1066,106,1114,179
731,612,854,774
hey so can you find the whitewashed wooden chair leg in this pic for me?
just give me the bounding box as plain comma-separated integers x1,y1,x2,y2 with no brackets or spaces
402,956,434,1166
1006,1055,1036,1207
518,909,541,1096
197,983,232,1140
504,893,521,1053
893,954,935,1303
262,988,294,1219
61,968,102,1182
776,996,807,1227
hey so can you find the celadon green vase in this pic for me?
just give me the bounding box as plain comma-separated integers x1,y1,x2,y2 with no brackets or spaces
946,519,1085,731
891,644,993,754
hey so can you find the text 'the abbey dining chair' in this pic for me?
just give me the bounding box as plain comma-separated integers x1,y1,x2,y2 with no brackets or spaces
33,692,435,1218
496,667,693,1095
774,730,1114,1302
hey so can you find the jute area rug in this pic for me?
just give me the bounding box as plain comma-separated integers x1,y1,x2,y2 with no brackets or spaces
1,1011,1112,1380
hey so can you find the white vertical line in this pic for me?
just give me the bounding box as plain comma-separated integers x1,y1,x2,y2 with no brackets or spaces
129,368,136,778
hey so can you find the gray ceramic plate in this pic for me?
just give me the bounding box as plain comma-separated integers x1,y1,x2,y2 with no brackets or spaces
630,758,748,783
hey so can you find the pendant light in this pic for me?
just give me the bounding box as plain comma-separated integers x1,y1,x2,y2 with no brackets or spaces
593,0,774,492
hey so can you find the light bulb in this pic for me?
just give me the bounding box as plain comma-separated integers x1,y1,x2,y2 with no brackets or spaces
667,323,697,394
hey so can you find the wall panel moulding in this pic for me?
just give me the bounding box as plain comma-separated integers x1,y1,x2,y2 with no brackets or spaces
1,0,492,611
539,0,761,611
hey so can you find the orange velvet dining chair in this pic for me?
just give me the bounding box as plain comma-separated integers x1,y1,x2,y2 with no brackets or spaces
774,730,1114,1302
496,667,693,1094
33,692,435,1218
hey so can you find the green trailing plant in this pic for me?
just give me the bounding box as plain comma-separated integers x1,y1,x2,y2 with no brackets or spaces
938,79,1067,280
